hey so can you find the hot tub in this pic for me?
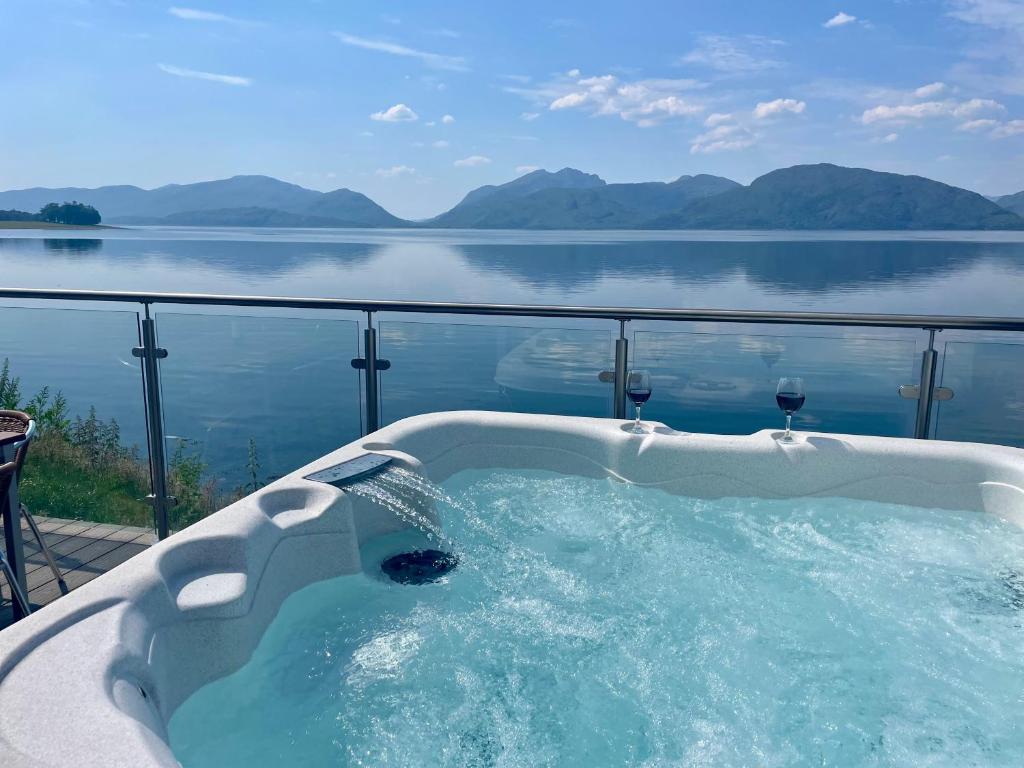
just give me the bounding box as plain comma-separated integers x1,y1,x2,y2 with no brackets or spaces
2,412,1024,767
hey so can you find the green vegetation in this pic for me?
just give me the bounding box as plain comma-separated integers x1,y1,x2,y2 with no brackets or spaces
0,201,101,226
0,359,241,530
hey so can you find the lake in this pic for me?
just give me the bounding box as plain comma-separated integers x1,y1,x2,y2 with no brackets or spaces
2,227,1024,490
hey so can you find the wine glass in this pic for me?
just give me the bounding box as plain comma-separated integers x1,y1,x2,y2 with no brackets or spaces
626,370,652,434
775,377,805,444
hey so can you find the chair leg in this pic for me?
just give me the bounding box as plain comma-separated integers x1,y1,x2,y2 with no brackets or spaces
0,551,31,617
21,504,68,596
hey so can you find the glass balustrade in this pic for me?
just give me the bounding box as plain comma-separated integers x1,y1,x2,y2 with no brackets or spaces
378,320,614,424
154,311,362,531
0,306,151,530
631,328,919,437
934,340,1024,448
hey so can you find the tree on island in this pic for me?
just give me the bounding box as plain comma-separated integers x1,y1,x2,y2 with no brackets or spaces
37,201,101,225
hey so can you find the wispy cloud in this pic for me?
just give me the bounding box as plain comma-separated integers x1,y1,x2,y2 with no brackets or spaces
441,114,456,124
375,165,416,178
370,103,419,122
824,12,857,28
992,119,1024,137
157,63,250,86
871,132,900,143
333,32,468,71
432,140,450,148
690,123,756,154
753,98,806,119
861,97,1003,123
530,72,703,127
516,165,540,174
957,118,998,131
454,155,491,167
914,82,946,98
679,34,784,73
167,7,256,25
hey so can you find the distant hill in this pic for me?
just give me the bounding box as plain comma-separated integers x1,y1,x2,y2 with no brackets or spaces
430,168,740,228
994,190,1024,217
2,165,1022,230
647,164,1024,230
0,175,407,228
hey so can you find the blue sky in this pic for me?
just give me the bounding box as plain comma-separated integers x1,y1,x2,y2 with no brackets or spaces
1,0,1022,218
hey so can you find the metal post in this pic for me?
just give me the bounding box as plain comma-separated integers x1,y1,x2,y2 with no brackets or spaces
1,441,29,619
914,329,939,439
613,319,629,420
133,305,172,539
364,311,380,434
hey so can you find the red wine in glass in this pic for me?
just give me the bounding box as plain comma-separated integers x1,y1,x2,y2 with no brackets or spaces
626,370,652,434
776,377,805,443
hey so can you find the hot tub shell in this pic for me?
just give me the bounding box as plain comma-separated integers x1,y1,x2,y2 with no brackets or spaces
2,411,1024,767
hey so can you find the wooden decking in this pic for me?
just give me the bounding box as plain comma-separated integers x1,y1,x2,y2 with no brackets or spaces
1,516,154,630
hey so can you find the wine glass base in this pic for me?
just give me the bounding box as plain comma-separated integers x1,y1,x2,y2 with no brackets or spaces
776,433,797,444
630,424,646,434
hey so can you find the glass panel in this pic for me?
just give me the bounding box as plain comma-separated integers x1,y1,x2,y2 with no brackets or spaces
633,329,918,437
935,340,1024,448
157,312,361,530
0,306,151,527
379,321,613,424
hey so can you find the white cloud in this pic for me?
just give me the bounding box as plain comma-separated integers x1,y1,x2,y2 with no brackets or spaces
454,155,492,167
370,103,419,122
957,118,998,131
860,97,1003,123
824,12,857,28
333,32,468,71
753,98,806,119
521,112,540,121
992,119,1024,137
567,68,581,77
914,82,946,98
375,165,416,178
704,112,733,126
871,132,900,143
690,123,755,154
168,7,248,24
679,34,784,73
441,114,456,124
543,73,703,126
157,63,250,86
432,140,450,148
516,165,540,174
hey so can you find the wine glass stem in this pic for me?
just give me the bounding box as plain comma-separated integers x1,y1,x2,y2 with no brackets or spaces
785,412,792,440
635,405,642,431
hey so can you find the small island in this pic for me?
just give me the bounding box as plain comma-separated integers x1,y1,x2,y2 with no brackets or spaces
0,201,104,229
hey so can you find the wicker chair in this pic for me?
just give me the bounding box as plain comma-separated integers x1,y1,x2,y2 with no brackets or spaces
0,410,68,617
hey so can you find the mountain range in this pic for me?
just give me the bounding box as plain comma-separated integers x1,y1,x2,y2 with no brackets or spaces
1,164,1021,230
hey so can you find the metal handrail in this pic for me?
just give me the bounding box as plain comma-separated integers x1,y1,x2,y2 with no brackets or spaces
2,287,1024,331
3,284,1024,543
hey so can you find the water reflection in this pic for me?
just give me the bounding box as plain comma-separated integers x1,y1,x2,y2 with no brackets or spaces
42,238,103,253
458,240,1024,295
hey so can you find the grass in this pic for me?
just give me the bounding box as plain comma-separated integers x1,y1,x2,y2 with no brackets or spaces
2,359,240,531
20,432,153,526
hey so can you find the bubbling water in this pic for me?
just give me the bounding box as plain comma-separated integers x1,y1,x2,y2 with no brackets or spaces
169,469,1024,767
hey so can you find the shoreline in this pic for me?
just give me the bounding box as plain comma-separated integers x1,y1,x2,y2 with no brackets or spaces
0,221,115,230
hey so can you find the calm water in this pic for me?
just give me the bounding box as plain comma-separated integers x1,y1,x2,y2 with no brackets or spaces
169,468,1024,767
2,228,1024,487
